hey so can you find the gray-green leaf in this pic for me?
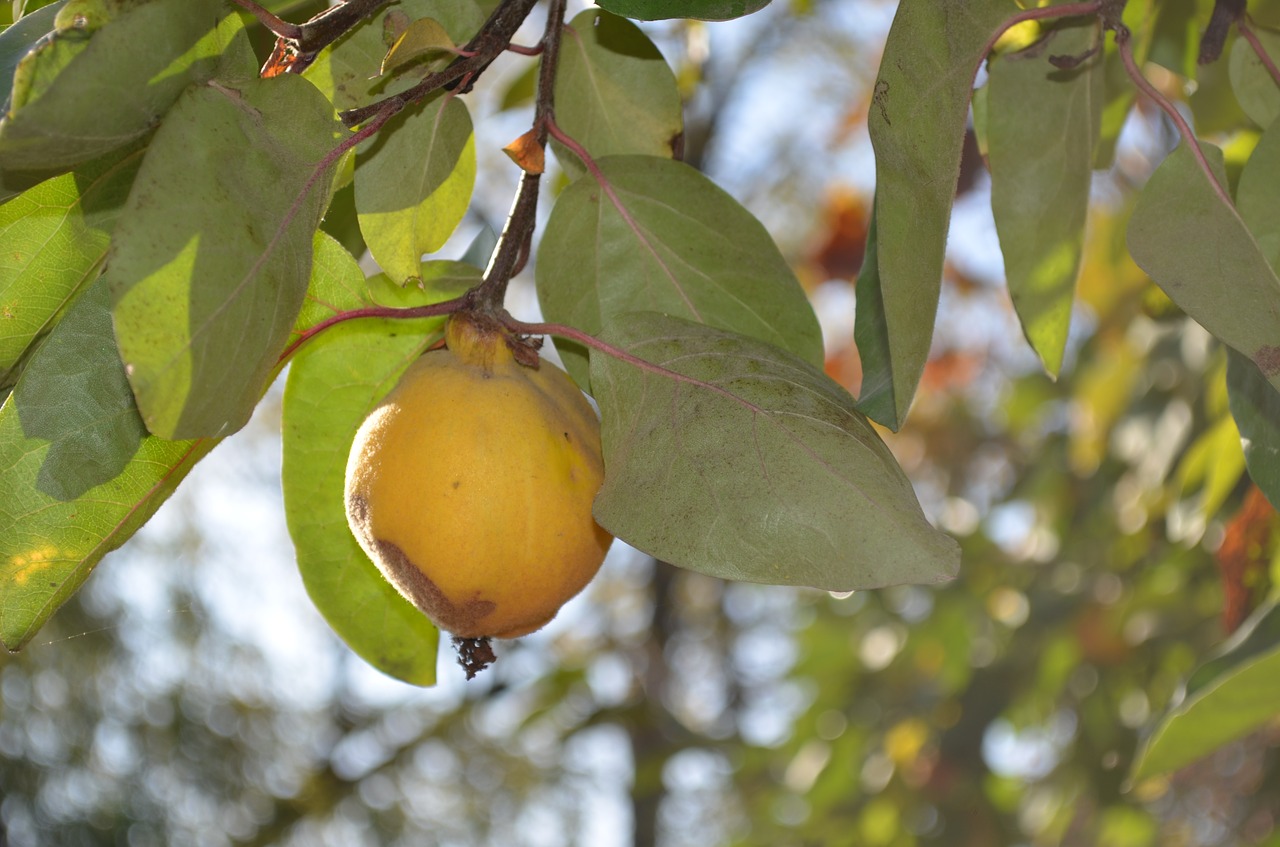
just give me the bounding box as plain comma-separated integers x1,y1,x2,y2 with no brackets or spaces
1229,26,1280,128
594,0,770,21
0,0,247,173
1227,349,1280,509
861,0,1015,429
590,312,960,590
553,9,682,176
1127,141,1280,392
988,19,1102,378
537,154,822,389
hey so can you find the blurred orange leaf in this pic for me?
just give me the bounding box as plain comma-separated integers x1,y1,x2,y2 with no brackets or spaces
1218,486,1277,633
920,349,984,393
804,187,868,282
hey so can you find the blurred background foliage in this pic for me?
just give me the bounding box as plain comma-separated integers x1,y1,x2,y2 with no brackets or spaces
4,0,1280,845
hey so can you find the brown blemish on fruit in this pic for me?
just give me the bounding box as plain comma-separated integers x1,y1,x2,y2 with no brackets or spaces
371,538,497,637
1255,346,1280,377
347,492,369,526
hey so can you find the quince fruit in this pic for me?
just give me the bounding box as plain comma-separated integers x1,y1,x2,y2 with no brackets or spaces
344,311,613,639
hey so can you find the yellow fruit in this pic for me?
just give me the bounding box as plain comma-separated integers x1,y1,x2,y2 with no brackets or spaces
344,311,613,639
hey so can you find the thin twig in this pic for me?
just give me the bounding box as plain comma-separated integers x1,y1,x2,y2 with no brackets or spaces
973,1,1104,82
1238,20,1280,88
499,316,769,413
506,42,544,56
1200,0,1246,64
545,118,602,178
472,0,568,310
1116,30,1235,211
294,0,392,53
232,0,393,57
341,0,540,127
230,0,302,39
277,297,468,364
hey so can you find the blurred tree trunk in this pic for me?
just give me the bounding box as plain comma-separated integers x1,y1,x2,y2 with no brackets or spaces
628,560,679,847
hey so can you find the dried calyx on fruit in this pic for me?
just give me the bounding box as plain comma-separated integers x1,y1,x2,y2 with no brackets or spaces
344,310,613,643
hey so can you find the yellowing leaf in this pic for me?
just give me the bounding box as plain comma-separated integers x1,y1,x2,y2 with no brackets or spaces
354,95,476,284
282,235,454,686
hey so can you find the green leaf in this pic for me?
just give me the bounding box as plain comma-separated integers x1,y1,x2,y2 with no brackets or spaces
1229,118,1280,509
988,19,1102,378
1127,142,1280,392
0,0,250,174
1238,107,1280,272
553,9,682,175
0,0,65,98
0,2,73,197
862,0,1014,430
11,277,147,499
107,75,344,440
590,312,960,590
1174,413,1245,520
458,224,497,269
594,0,770,21
1132,601,1280,781
380,16,454,75
0,139,143,387
853,206,896,421
366,260,477,308
303,0,485,113
536,155,822,389
1230,26,1280,128
282,233,463,686
970,84,989,157
1226,349,1280,509
354,94,475,284
0,276,213,651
